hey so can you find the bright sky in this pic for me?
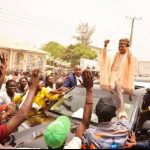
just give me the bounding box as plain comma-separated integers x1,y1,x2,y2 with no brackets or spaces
0,0,150,60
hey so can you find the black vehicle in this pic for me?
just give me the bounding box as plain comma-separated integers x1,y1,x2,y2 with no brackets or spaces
4,84,149,149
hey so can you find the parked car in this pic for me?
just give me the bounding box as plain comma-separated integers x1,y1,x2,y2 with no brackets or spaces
4,84,148,149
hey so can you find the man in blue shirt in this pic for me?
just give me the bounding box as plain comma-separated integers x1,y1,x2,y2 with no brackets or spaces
62,65,82,89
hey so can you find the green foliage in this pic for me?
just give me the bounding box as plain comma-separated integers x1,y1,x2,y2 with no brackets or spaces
41,41,66,59
41,41,97,68
62,43,97,67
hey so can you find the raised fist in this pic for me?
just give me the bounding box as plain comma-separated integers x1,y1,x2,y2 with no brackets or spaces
82,69,93,90
29,68,40,89
104,39,110,47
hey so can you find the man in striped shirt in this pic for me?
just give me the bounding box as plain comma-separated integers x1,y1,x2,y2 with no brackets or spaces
81,96,131,149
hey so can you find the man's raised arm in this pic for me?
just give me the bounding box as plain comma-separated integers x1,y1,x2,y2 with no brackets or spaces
64,70,93,149
6,69,40,135
75,69,93,138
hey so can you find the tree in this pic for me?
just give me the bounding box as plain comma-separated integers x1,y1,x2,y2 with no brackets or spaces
73,23,95,46
62,43,97,67
41,41,66,59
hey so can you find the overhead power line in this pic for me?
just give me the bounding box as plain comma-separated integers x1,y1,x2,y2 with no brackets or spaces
101,0,127,17
0,8,74,28
0,8,77,34
111,0,140,17
0,8,111,39
0,7,149,49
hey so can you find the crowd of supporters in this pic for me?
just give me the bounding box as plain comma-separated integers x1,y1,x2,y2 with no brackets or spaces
0,52,149,149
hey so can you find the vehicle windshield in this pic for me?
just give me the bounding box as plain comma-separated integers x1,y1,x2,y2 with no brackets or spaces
23,84,144,128
53,85,138,124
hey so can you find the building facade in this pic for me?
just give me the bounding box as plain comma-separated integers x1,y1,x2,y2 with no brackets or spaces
0,38,48,72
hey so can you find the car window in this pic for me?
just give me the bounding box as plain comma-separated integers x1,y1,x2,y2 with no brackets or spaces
22,85,145,129
53,85,139,124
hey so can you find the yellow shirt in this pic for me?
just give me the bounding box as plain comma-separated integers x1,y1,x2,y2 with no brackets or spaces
33,87,60,108
13,93,23,104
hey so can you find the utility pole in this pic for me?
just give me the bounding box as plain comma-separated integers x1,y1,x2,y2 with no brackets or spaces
126,17,142,47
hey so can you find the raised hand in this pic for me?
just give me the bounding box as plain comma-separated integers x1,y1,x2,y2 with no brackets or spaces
82,69,93,90
0,53,7,77
0,53,7,88
29,68,40,89
0,53,7,66
74,69,93,139
104,39,110,48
